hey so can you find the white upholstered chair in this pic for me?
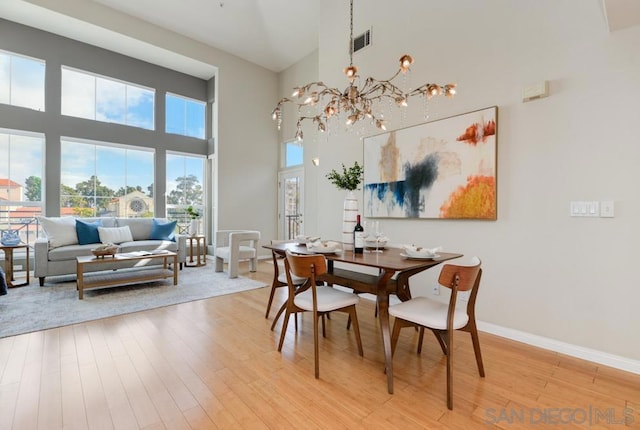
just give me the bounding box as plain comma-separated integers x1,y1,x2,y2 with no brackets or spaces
214,230,260,278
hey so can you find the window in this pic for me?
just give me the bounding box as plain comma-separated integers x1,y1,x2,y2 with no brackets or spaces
61,66,155,130
165,93,206,139
0,50,45,111
284,140,303,167
166,152,205,229
0,129,44,246
60,138,154,217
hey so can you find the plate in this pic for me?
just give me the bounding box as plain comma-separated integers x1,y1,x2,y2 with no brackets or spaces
295,236,320,245
400,253,440,260
311,247,340,254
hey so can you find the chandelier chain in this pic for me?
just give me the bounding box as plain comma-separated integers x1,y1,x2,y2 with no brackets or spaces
349,0,354,67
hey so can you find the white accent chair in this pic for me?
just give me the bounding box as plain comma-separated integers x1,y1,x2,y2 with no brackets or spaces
214,230,260,278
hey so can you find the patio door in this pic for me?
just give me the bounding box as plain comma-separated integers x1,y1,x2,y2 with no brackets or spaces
278,169,304,240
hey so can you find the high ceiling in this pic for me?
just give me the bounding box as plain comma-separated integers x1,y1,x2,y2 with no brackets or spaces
89,0,320,72
0,0,639,79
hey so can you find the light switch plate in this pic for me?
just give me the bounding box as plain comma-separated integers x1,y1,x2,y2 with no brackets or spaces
600,201,615,217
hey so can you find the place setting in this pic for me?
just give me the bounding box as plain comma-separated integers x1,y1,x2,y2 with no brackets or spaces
306,239,342,255
400,245,443,260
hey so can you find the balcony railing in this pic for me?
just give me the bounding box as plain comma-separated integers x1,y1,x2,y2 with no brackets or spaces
0,209,43,247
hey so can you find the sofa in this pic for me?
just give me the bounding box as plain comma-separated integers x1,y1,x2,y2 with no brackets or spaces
35,217,187,286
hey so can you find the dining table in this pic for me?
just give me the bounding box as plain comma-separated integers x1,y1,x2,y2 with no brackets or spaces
264,241,463,394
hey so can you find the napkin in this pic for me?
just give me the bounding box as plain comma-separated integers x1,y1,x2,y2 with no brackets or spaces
309,240,340,251
403,245,442,257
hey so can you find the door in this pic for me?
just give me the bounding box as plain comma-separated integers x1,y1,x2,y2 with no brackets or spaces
278,169,304,240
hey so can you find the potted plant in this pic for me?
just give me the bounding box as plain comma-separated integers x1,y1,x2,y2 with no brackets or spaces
325,161,364,191
186,205,201,236
326,161,364,250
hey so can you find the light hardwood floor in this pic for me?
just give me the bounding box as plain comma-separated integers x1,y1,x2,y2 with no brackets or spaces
1,260,639,429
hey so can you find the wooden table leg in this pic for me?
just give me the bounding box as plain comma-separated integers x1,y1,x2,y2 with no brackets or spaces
173,254,178,285
377,269,396,394
77,260,84,299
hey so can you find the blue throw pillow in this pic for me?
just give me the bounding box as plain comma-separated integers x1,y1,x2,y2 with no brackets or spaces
149,219,177,242
76,219,103,245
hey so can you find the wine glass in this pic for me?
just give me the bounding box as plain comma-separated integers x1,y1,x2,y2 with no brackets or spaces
373,221,384,253
363,220,372,252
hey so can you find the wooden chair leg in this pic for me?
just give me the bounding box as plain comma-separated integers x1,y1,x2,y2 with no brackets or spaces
265,285,277,318
468,324,485,377
278,309,292,351
432,329,448,355
347,307,364,356
271,302,287,331
446,329,454,410
390,318,412,355
417,327,425,354
313,311,320,378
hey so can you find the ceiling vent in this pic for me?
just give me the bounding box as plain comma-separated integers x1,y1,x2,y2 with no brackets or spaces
352,29,371,53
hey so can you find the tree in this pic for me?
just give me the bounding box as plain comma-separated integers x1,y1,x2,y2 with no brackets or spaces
166,174,202,205
114,185,143,197
60,184,85,208
74,175,115,210
24,176,41,201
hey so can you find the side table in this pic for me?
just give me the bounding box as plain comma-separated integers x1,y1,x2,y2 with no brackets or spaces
0,244,30,287
186,235,207,267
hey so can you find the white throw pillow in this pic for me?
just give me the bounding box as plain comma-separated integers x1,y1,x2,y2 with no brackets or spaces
98,226,133,244
38,216,78,249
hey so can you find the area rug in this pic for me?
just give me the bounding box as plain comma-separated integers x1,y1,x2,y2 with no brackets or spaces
0,261,267,338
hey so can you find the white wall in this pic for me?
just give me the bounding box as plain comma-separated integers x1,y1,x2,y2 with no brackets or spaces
281,0,640,362
214,53,280,248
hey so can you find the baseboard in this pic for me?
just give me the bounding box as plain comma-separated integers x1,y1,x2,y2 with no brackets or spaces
478,321,640,375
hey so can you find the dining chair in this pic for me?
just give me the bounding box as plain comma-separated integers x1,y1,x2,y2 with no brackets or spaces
278,250,364,378
389,257,484,409
214,230,260,278
265,239,307,320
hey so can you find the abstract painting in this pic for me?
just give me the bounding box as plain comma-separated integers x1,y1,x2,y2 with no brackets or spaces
363,106,497,219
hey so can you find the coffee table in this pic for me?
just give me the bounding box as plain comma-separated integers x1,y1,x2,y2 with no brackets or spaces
76,251,178,299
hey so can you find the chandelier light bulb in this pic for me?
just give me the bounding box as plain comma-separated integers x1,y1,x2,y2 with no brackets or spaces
444,84,457,97
399,54,413,73
344,65,358,82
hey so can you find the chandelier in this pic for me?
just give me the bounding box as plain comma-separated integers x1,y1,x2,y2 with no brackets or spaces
271,0,456,140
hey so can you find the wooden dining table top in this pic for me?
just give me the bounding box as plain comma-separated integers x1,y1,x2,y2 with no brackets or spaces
264,241,461,271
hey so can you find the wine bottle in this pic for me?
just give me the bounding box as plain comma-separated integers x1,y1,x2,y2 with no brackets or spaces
354,214,364,254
